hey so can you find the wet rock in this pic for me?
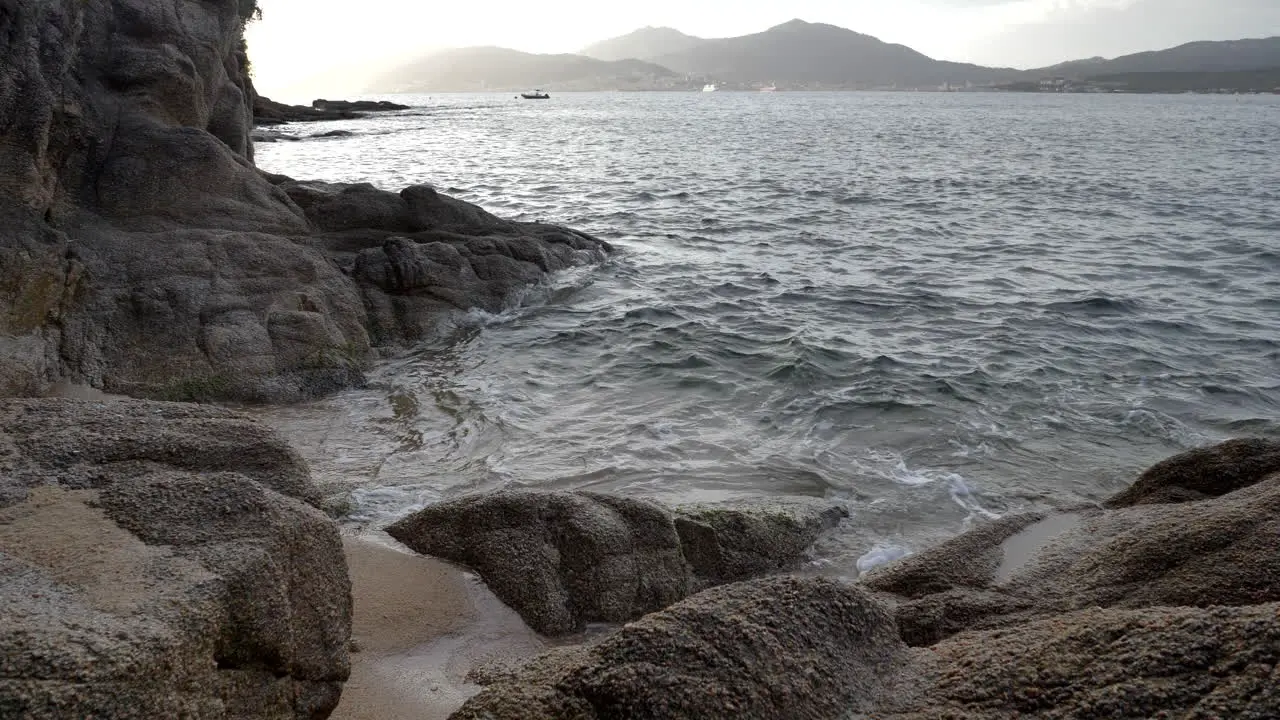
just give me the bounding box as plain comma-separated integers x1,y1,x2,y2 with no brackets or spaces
0,398,351,718
673,496,848,588
862,512,1047,601
866,440,1280,647
1104,437,1280,507
386,490,845,635
452,577,908,720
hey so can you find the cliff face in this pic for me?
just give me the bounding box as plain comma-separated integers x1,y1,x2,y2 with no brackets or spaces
1,0,263,221
0,0,607,401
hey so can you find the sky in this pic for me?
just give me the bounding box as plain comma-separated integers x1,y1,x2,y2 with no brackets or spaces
245,0,1280,100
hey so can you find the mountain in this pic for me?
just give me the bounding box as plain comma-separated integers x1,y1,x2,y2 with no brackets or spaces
367,47,678,92
645,19,1018,88
1037,37,1280,77
366,23,1279,94
581,26,707,62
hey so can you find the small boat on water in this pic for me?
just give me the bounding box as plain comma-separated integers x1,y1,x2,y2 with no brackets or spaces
521,90,550,99
702,83,717,92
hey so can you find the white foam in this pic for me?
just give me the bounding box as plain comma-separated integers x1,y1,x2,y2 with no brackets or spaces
347,484,447,525
856,544,910,574
947,474,1000,520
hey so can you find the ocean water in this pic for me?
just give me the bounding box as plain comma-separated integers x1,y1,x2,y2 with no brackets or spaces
255,91,1280,572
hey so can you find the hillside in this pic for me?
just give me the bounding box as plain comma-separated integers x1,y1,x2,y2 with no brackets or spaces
646,19,1019,88
581,26,707,62
367,47,678,92
1086,68,1280,93
1038,36,1280,77
365,24,1279,93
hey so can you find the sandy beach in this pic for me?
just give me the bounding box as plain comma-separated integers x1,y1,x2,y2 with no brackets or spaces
332,534,546,720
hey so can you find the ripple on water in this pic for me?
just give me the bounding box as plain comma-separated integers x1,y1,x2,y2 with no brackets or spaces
254,92,1280,573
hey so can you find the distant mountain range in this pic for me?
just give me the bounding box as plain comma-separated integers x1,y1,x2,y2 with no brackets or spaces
365,20,1280,93
633,20,1020,87
369,47,676,93
1037,37,1280,77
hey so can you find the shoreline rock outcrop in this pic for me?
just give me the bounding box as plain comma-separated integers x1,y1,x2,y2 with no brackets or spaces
387,489,847,635
0,398,351,718
451,439,1280,719
454,577,909,720
0,0,609,403
252,96,410,126
864,437,1280,648
311,99,411,113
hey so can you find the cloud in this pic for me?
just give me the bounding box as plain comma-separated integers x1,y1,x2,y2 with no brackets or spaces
964,0,1280,67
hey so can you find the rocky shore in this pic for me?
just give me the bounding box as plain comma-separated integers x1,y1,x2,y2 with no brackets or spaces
454,440,1280,719
253,96,411,125
2,2,1278,720
5,398,1276,719
0,0,607,403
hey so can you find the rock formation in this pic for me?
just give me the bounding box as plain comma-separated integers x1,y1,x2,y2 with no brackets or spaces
673,497,847,588
252,96,410,125
864,437,1280,647
386,490,846,635
0,0,608,402
311,99,411,113
0,398,351,718
453,577,909,720
455,439,1280,719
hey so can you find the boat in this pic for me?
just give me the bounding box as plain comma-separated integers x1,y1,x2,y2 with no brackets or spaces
759,85,778,92
702,83,717,92
520,90,550,99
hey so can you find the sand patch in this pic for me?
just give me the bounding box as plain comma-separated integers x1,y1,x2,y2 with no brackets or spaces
333,534,547,720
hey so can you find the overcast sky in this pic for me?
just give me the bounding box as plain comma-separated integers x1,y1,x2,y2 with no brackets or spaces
246,0,1280,99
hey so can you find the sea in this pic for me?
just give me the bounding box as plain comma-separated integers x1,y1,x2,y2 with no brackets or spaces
255,91,1280,574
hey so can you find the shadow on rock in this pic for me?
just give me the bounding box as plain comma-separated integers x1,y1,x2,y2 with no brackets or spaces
387,490,846,636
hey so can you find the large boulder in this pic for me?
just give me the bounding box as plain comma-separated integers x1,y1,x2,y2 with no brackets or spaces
878,602,1280,720
0,0,609,401
1104,437,1280,507
0,398,351,718
865,438,1280,647
452,577,908,720
386,490,846,635
388,490,691,636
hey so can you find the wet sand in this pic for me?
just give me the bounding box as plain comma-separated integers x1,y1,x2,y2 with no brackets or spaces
333,534,546,720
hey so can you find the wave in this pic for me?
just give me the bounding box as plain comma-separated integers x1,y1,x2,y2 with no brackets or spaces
254,91,1280,575
1043,296,1143,315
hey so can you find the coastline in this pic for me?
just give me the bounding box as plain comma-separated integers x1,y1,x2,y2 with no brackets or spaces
3,3,1279,718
